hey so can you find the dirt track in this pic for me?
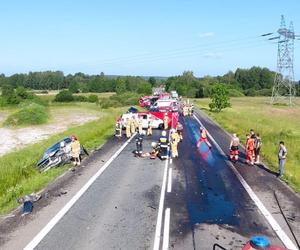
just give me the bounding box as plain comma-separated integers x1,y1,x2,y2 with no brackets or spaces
0,108,100,156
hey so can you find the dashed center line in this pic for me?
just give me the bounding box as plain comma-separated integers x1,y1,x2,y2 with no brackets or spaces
167,168,173,193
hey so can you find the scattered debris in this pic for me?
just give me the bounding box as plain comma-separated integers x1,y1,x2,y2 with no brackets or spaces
17,193,41,216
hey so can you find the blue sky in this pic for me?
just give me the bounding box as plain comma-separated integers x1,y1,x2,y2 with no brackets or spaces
0,0,300,79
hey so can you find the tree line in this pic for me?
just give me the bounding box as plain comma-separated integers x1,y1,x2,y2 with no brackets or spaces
0,67,299,97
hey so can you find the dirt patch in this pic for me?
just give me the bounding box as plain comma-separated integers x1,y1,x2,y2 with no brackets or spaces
0,109,101,156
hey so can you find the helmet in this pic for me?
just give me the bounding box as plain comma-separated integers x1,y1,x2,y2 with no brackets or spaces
162,130,167,137
200,127,203,131
151,142,157,148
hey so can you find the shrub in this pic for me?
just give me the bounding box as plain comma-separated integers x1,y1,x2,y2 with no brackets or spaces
73,95,88,102
88,94,99,103
54,90,74,102
4,103,49,126
99,98,120,109
110,92,140,106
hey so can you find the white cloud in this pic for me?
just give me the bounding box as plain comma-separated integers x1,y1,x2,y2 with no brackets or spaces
198,32,215,38
203,52,223,59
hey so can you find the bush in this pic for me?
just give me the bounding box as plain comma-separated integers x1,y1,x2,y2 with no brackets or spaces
73,95,88,102
88,94,99,103
110,92,140,106
244,88,256,96
99,98,120,109
54,90,74,102
16,86,30,99
4,103,49,126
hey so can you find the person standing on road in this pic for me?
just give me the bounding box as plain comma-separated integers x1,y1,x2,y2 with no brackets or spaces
278,141,287,177
170,129,180,158
176,122,183,141
138,116,143,135
163,113,169,130
115,120,122,138
125,118,131,138
147,118,153,136
158,130,169,160
246,134,255,165
70,135,81,166
130,117,136,135
229,133,240,162
254,133,262,164
197,127,212,149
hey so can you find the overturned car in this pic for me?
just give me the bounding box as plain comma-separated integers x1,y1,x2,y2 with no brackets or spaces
37,137,88,172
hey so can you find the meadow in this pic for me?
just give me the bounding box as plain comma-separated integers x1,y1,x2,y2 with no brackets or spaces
195,97,300,193
0,98,128,214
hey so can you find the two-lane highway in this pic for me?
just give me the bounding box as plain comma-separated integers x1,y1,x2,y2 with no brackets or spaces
18,111,300,250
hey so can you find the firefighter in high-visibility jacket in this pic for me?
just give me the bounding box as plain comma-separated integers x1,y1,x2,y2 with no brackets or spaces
130,117,136,134
197,127,212,149
115,120,122,138
158,130,169,159
138,116,143,135
170,129,180,158
147,118,153,136
125,118,131,138
163,113,169,130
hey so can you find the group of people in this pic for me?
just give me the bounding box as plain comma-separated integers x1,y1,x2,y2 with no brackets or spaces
134,120,184,160
229,130,288,177
182,103,194,117
229,129,262,165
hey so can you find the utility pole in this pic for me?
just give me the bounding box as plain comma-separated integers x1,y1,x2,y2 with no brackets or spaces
271,15,296,105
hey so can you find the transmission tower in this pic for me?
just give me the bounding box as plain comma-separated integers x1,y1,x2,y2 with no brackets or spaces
271,15,296,105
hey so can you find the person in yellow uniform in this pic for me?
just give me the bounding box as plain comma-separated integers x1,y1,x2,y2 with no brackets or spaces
138,116,143,135
163,113,169,130
125,118,131,138
147,118,153,136
188,105,192,116
170,129,180,158
70,135,81,166
183,106,188,116
130,117,136,135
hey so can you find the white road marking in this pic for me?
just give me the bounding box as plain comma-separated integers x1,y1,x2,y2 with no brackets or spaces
153,148,169,250
24,134,137,250
193,114,297,250
167,168,173,193
162,208,171,250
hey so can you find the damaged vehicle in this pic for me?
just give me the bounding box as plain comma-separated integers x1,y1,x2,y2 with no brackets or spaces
37,137,88,172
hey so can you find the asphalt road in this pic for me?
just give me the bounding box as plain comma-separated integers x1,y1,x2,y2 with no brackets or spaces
4,110,299,250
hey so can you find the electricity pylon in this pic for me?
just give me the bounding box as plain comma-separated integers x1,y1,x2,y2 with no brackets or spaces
271,15,296,105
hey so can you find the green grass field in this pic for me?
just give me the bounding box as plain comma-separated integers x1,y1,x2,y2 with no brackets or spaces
0,106,127,214
195,97,300,193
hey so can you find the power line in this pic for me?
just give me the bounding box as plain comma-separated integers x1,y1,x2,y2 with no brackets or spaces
97,36,272,67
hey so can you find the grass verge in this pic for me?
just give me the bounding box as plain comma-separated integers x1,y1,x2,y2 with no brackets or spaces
194,97,300,193
0,107,127,214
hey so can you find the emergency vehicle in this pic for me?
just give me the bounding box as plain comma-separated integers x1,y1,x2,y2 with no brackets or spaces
118,111,179,129
150,99,179,112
